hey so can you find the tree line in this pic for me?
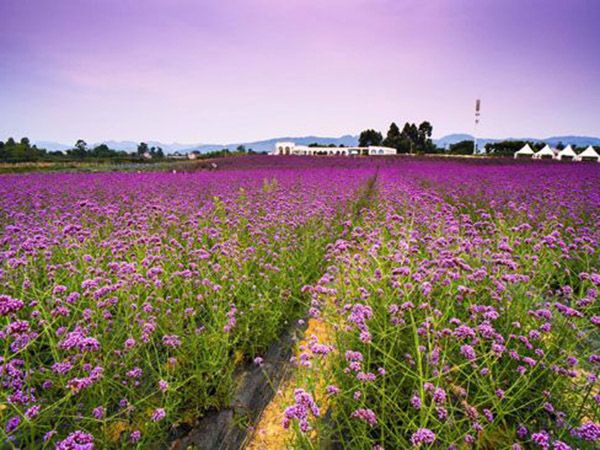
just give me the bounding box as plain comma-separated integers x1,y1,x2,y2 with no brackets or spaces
358,121,436,153
0,138,267,164
0,138,166,163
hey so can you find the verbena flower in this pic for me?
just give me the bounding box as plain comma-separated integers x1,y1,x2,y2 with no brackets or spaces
351,408,377,426
151,408,166,422
55,431,94,450
411,428,435,447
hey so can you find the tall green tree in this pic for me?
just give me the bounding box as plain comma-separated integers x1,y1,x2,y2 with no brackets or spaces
449,140,475,155
137,142,149,157
90,144,115,158
68,139,88,159
417,122,433,151
400,123,418,153
382,122,402,152
75,139,87,152
358,129,383,147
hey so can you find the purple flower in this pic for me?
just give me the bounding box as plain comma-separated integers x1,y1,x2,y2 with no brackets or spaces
223,305,237,333
571,420,600,441
531,430,550,449
436,407,447,421
410,395,422,409
5,415,20,434
92,406,105,419
326,385,340,396
127,367,143,378
59,328,100,352
483,408,494,422
162,334,181,348
44,430,57,442
357,371,376,382
517,424,528,438
460,344,476,361
67,366,104,394
130,430,141,443
25,405,41,419
55,431,94,450
351,408,377,426
345,350,363,362
0,295,24,316
454,325,476,339
282,389,320,432
411,428,436,447
432,387,446,404
151,407,166,422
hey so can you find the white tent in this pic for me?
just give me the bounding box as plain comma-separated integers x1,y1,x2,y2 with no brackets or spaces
514,144,534,159
575,145,600,162
557,145,577,161
533,144,556,160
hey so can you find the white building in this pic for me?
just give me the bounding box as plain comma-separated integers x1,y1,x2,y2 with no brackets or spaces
273,142,396,156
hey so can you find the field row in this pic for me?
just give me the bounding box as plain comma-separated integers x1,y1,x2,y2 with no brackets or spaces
284,164,599,449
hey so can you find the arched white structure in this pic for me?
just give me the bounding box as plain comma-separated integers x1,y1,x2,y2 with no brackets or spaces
514,144,534,159
368,146,396,155
273,141,296,155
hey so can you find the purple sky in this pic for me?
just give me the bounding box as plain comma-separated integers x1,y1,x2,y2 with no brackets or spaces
1,0,599,144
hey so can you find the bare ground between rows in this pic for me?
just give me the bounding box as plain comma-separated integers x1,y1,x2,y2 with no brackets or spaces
166,320,305,450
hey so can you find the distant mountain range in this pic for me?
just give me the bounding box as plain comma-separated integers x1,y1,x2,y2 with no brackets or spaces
34,134,600,154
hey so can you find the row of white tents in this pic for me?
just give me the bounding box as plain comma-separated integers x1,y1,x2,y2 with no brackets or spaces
514,144,600,161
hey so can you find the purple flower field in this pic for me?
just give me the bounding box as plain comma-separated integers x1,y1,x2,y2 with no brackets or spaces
1,157,599,449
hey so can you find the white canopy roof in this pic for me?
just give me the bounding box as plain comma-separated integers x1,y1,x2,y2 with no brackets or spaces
515,144,534,155
576,145,600,160
533,144,556,158
557,145,577,158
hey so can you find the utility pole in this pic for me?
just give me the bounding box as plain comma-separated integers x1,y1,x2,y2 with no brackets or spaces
474,99,481,154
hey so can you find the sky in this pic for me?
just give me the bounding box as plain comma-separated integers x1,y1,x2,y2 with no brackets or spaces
1,0,599,145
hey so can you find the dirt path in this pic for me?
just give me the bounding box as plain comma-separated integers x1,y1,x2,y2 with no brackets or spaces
245,317,332,449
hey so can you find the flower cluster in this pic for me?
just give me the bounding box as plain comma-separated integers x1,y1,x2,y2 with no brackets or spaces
283,389,320,432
